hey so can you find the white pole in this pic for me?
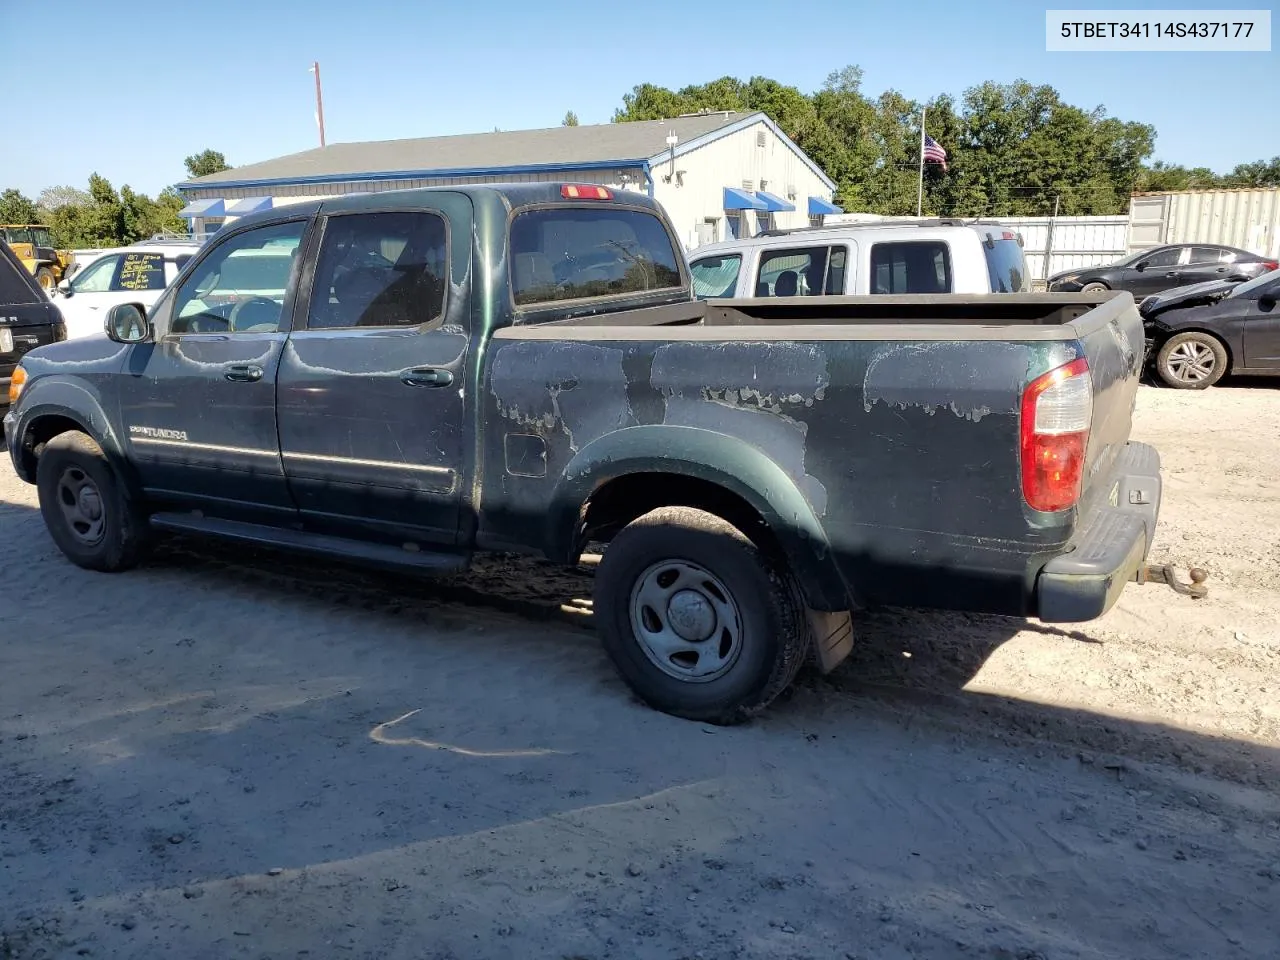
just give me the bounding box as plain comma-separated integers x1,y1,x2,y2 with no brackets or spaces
917,107,927,217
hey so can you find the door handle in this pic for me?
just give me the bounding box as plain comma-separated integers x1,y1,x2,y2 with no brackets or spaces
224,364,264,383
400,367,453,387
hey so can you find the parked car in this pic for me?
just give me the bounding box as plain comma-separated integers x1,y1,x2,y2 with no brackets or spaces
1,240,66,421
6,184,1196,723
1047,244,1277,298
688,219,1030,299
1139,268,1280,388
53,241,201,340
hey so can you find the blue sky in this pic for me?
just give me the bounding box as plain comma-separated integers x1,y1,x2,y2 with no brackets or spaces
3,0,1275,198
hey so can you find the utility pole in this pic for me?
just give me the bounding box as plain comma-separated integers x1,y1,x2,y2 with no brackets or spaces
1043,194,1060,283
309,61,327,148
916,107,926,218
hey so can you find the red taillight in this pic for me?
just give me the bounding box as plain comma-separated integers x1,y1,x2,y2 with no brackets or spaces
561,184,612,200
1261,259,1279,272
1020,357,1093,513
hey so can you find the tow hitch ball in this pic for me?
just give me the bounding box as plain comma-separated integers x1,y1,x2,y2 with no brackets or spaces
1133,564,1209,600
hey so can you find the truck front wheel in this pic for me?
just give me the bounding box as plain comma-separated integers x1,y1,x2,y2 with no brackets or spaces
35,267,56,293
593,506,809,724
35,431,146,572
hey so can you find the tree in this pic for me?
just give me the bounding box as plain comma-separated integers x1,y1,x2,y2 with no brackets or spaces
184,149,231,179
36,185,91,211
562,111,579,127
0,188,38,224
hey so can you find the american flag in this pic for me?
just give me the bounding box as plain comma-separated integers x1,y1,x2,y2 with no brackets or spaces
923,134,948,171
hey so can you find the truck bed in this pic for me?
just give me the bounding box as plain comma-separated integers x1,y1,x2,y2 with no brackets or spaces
532,292,1129,336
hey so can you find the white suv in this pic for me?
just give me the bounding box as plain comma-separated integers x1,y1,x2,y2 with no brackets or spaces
53,241,201,339
688,219,1030,300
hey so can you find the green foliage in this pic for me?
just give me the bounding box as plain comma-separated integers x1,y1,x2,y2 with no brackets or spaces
12,175,188,248
0,188,39,224
184,149,231,179
562,111,579,127
612,68,1271,216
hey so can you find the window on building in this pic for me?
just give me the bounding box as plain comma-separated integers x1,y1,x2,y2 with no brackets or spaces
308,211,448,329
509,206,682,309
756,212,773,234
809,215,825,229
870,241,952,294
725,214,743,240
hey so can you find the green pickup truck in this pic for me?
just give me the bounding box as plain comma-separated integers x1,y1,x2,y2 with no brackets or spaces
4,183,1202,723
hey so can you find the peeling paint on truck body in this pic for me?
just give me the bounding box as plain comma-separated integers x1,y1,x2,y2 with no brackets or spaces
7,182,1149,624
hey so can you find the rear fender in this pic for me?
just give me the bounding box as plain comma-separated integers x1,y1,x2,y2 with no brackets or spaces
547,424,852,612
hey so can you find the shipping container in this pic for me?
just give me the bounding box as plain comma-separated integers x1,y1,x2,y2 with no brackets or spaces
1128,188,1280,258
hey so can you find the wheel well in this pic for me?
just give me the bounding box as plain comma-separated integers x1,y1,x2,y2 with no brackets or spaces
1152,327,1234,369
17,415,86,476
580,473,783,560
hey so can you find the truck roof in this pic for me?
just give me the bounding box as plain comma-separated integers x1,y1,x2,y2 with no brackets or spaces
223,182,668,231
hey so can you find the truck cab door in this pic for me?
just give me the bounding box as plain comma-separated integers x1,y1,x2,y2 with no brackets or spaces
275,196,472,546
115,217,311,521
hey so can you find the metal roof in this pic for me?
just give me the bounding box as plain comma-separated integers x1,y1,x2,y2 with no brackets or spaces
183,113,758,189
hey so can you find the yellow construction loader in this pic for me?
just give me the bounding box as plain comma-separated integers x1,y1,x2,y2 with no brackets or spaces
0,224,75,293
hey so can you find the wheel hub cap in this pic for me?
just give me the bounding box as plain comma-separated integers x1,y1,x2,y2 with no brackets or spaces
629,559,744,682
56,467,107,546
667,589,716,641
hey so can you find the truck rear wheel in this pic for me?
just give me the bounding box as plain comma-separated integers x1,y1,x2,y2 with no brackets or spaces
35,267,55,293
593,506,809,724
35,430,146,572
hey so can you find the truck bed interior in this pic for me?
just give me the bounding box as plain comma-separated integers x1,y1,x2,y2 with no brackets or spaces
539,293,1123,329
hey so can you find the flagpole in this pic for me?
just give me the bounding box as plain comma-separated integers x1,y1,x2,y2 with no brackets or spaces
917,106,926,217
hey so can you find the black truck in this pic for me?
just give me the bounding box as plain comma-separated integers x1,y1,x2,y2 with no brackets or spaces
4,184,1201,723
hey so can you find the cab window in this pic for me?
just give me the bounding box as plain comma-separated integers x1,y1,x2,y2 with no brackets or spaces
116,252,167,292
70,255,122,294
690,255,741,299
307,211,448,330
870,241,952,294
171,220,305,334
509,206,683,310
756,245,848,297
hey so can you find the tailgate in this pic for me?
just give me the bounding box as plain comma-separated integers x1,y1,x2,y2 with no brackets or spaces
0,302,65,383
1070,294,1145,511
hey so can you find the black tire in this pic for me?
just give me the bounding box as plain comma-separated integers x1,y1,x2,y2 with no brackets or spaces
1080,281,1110,294
593,506,809,724
35,267,55,293
1155,331,1228,390
35,430,146,572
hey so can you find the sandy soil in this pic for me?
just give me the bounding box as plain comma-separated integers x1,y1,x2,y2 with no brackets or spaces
2,381,1278,960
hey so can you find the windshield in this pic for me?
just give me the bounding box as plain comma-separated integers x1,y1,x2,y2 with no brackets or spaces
1228,267,1280,299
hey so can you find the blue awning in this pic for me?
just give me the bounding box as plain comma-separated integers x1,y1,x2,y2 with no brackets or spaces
755,190,795,212
723,187,766,211
225,196,273,216
808,196,843,216
178,198,225,219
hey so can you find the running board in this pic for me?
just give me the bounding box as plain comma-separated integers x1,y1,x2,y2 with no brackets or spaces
148,512,470,575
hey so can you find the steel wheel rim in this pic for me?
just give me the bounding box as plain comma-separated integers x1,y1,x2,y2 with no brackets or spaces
56,466,106,546
629,559,743,683
1167,341,1216,382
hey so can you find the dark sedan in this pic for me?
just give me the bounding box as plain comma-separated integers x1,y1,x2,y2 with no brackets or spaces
1140,268,1280,388
1048,243,1278,298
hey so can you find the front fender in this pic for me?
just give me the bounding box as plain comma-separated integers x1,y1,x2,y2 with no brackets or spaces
7,377,125,483
548,424,852,611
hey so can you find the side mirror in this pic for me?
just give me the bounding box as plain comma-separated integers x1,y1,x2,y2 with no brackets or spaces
1260,294,1277,310
105,303,152,344
1134,261,1148,272
57,279,72,297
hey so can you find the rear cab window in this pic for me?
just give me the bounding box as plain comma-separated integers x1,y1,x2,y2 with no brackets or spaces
870,241,952,294
690,255,741,299
983,235,1029,293
509,206,683,314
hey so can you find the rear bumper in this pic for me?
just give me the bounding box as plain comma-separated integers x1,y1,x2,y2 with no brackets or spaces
1036,441,1161,623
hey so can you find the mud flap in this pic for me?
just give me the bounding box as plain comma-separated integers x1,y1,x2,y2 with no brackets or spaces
806,608,854,673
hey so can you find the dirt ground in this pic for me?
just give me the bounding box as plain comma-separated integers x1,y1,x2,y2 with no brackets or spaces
2,381,1278,960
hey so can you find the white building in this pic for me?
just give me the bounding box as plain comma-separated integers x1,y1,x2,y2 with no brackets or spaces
177,111,841,252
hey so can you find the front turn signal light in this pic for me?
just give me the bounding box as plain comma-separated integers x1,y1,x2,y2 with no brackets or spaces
8,365,26,405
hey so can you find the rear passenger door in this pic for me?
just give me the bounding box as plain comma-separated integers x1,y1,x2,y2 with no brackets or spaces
754,245,850,297
276,198,472,546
